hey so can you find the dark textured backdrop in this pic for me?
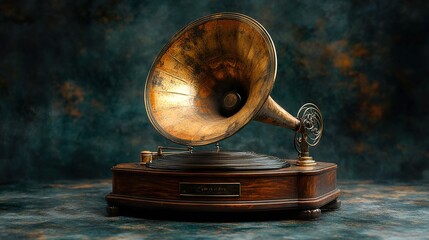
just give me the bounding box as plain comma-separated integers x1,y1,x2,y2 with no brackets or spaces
1,0,428,183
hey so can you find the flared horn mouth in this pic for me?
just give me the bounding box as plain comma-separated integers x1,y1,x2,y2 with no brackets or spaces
145,13,278,146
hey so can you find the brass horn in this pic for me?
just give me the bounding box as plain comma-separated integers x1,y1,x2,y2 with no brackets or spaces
144,13,322,164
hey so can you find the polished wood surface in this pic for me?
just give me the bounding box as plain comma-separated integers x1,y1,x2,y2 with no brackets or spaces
106,160,340,217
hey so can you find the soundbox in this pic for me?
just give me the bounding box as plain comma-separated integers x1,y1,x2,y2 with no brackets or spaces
106,12,340,220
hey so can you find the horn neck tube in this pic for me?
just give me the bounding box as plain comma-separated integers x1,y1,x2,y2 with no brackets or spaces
254,97,301,131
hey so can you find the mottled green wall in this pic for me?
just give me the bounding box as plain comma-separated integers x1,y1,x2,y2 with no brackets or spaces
1,0,428,182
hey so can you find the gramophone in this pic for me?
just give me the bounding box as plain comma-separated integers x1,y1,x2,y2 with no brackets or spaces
106,13,340,219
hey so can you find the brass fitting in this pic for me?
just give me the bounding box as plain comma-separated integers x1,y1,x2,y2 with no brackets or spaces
140,151,153,164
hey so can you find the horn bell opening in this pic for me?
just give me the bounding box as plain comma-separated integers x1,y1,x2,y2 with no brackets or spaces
144,13,277,146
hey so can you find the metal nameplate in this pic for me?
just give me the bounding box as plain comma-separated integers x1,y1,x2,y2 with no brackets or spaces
179,182,241,197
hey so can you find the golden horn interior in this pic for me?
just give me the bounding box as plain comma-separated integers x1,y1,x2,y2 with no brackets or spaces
145,13,277,146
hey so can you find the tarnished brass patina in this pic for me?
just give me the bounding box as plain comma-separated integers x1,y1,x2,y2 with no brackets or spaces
294,103,323,166
140,151,153,164
144,12,300,146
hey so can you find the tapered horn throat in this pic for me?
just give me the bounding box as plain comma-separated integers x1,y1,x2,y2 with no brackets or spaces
144,13,298,146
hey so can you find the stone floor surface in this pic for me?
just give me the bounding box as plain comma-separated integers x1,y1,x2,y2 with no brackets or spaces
1,180,428,239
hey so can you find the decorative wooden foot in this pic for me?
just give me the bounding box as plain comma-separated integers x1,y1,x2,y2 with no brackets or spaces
321,199,341,211
106,205,120,217
297,208,321,220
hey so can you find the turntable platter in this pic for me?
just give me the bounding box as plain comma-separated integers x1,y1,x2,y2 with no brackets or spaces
146,151,290,171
